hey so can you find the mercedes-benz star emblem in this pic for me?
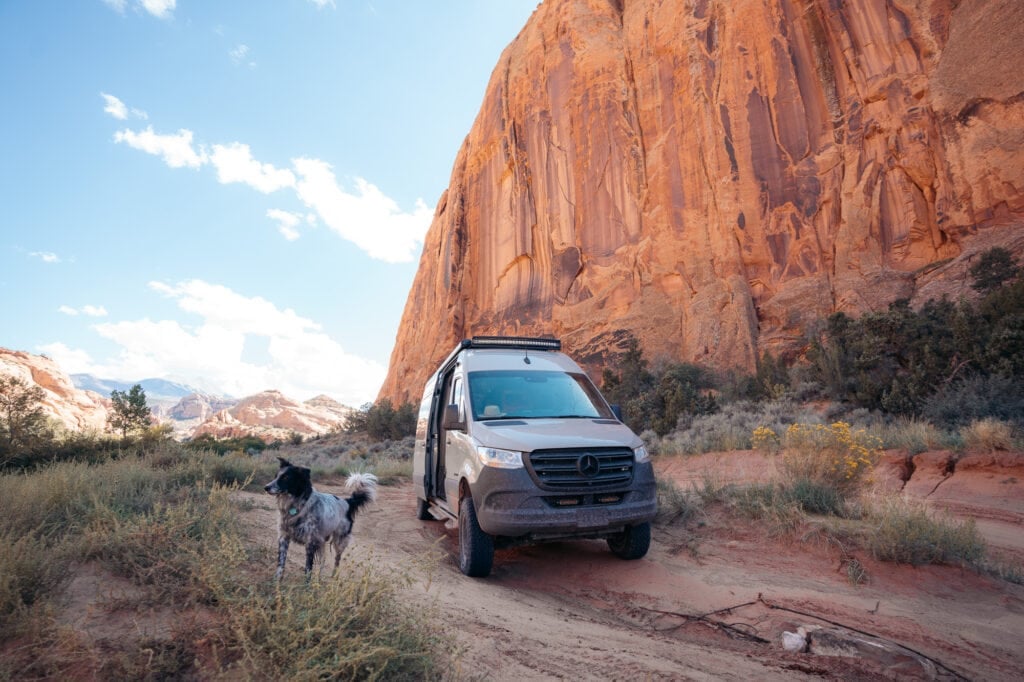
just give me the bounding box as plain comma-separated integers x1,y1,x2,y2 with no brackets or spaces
577,454,601,477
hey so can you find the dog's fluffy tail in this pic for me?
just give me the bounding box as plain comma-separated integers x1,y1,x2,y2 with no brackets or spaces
345,472,378,503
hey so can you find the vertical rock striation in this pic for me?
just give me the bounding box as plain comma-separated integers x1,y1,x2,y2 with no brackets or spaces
380,0,1024,404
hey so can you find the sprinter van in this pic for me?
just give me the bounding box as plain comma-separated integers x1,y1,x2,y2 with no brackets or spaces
413,336,657,577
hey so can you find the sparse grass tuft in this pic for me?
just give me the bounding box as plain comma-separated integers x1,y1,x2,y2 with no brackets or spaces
865,497,986,567
960,418,1019,452
655,479,702,525
870,417,955,454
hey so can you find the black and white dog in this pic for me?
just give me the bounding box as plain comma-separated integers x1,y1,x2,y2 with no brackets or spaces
263,457,378,579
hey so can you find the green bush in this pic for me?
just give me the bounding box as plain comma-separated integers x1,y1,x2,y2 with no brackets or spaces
346,399,417,440
601,334,718,435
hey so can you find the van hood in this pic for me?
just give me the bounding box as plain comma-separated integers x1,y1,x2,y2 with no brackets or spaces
472,418,642,452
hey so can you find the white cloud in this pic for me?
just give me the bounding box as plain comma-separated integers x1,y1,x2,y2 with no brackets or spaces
139,0,175,19
308,0,336,8
209,143,295,193
109,116,429,261
101,93,147,120
30,251,61,264
101,93,128,120
229,44,255,68
102,0,175,19
43,280,384,404
114,126,208,169
292,158,432,262
59,304,109,317
267,209,302,241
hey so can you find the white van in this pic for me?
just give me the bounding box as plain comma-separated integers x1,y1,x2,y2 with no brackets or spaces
413,336,657,577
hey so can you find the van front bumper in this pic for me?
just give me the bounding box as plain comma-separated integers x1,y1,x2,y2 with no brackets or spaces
471,462,657,539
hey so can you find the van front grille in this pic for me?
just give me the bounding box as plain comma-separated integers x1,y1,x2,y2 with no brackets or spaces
527,447,634,489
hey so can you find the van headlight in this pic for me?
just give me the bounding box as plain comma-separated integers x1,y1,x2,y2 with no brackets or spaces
476,446,524,469
633,445,650,463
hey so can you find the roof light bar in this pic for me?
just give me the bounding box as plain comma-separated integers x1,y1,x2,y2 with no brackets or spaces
465,336,562,351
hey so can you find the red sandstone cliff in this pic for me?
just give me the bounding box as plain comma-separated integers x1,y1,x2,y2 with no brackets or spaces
0,348,109,432
380,0,1024,404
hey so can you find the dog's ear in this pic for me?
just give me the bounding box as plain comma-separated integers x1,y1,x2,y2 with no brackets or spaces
277,457,292,468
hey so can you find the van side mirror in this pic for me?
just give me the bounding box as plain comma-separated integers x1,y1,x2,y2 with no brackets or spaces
441,404,466,431
610,404,624,422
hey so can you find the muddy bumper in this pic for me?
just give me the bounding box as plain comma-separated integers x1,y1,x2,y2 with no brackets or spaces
472,462,657,539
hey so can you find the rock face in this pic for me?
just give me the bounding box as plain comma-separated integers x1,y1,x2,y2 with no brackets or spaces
380,0,1024,405
190,390,352,442
0,348,108,432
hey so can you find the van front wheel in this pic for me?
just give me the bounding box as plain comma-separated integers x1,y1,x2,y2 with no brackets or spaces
458,496,494,577
607,522,651,560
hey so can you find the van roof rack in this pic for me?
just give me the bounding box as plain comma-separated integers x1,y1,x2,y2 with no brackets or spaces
463,336,562,351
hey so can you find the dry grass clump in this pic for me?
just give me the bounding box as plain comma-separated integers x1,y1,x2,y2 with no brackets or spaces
869,416,954,454
960,418,1018,452
0,444,450,680
864,496,986,567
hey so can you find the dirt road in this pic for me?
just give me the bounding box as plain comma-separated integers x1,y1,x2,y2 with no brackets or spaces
245,454,1024,681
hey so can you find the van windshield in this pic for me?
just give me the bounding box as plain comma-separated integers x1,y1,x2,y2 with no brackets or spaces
468,370,615,421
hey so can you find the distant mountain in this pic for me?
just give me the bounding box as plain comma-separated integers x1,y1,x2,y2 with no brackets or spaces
190,390,355,442
71,374,226,418
72,374,203,400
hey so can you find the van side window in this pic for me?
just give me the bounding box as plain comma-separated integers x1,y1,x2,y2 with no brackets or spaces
447,376,464,422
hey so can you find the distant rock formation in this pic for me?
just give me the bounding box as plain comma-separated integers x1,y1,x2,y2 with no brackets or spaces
380,0,1024,405
0,348,108,432
189,390,353,442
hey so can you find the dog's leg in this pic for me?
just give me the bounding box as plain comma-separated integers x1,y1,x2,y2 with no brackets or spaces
331,534,352,577
305,541,321,578
275,535,290,580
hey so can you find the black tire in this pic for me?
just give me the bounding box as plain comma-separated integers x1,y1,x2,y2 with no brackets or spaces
458,496,494,577
607,521,651,560
416,497,433,521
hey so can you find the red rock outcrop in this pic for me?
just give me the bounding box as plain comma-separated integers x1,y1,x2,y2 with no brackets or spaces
0,348,109,432
380,0,1024,405
189,390,352,442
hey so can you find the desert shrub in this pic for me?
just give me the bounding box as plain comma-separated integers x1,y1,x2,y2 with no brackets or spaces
803,249,1024,424
346,399,417,440
601,334,718,435
751,425,781,453
923,374,1024,428
664,399,817,454
960,418,1019,452
186,433,276,456
868,416,955,454
779,422,882,501
865,497,986,567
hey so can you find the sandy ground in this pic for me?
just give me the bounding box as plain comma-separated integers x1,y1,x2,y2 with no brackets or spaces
242,450,1024,681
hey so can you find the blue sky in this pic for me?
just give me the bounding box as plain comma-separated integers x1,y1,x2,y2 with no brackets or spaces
0,0,538,406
